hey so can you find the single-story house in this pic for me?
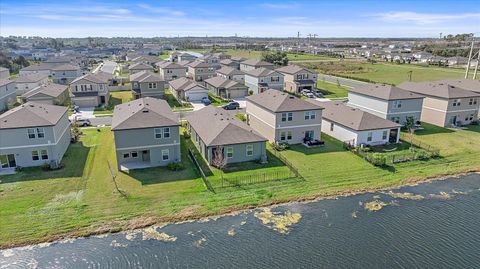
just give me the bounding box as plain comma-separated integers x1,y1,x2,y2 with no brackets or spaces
21,83,69,105
169,77,209,102
204,76,249,99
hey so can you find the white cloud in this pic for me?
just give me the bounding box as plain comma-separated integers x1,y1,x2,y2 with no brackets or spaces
371,11,480,24
137,4,185,16
260,2,300,9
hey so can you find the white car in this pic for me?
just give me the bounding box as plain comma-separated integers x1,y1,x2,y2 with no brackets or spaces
74,118,91,127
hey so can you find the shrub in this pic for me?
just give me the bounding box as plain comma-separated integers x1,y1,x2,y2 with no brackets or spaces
183,129,191,139
369,153,387,167
271,142,289,151
167,162,185,171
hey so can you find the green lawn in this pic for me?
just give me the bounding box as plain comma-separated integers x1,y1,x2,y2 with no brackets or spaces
93,91,133,115
1,123,480,247
316,80,350,98
188,49,336,62
208,92,230,106
165,89,193,111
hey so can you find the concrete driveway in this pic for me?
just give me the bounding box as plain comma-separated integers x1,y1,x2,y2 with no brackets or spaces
232,97,247,108
190,101,206,111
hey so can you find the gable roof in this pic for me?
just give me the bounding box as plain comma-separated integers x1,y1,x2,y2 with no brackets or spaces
129,70,163,83
246,89,323,112
14,72,49,83
156,61,184,69
217,66,245,76
169,77,206,92
129,62,153,71
0,79,14,87
22,83,68,99
0,102,67,129
349,84,424,100
187,61,212,68
308,100,401,131
186,106,266,147
230,56,246,62
398,81,480,99
220,59,236,65
276,65,314,75
111,97,179,130
435,78,480,94
71,71,112,84
177,60,192,67
51,63,80,71
245,67,281,78
204,76,244,89
240,59,274,67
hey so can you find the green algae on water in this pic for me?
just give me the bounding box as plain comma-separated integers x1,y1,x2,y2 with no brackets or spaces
254,208,302,234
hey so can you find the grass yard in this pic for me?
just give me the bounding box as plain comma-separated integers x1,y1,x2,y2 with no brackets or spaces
1,123,480,247
165,89,193,111
93,91,133,115
316,80,350,98
208,92,231,106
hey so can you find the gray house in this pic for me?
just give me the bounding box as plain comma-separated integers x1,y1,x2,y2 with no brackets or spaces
240,59,274,72
128,62,154,75
187,61,216,82
186,105,267,165
21,83,69,105
0,102,71,172
204,76,249,99
156,61,187,83
216,66,245,83
70,72,112,107
169,77,209,102
14,73,49,95
130,71,165,99
220,59,240,70
51,64,82,85
348,84,425,125
111,97,181,171
0,79,16,112
244,68,284,94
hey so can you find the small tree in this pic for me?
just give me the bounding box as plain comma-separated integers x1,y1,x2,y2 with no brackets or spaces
211,146,228,185
71,123,82,142
405,116,416,148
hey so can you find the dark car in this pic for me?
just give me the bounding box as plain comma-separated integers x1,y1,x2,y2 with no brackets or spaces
222,102,240,110
201,97,211,105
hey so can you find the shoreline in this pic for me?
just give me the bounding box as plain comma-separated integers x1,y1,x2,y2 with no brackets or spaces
2,169,479,250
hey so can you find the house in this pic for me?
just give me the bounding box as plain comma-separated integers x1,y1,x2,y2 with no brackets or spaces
187,61,216,82
308,100,401,146
204,76,249,99
14,73,49,95
19,64,52,76
168,51,181,62
240,59,274,72
244,67,284,94
70,72,112,107
21,83,69,105
447,56,468,66
50,64,82,85
130,71,165,99
220,59,240,70
130,55,160,65
198,54,223,69
186,105,267,165
399,81,480,127
128,62,154,75
169,77,209,102
0,67,9,79
246,89,323,144
111,97,181,170
347,84,424,125
156,62,186,83
0,79,16,112
276,65,317,93
0,102,70,171
216,66,245,83
178,52,198,62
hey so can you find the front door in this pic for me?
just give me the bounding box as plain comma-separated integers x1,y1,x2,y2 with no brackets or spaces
100,96,106,104
0,154,16,169
450,116,457,126
305,130,314,141
142,150,150,162
389,129,398,143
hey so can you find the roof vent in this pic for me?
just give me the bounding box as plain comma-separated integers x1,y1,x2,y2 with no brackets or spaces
289,96,294,99
142,109,149,113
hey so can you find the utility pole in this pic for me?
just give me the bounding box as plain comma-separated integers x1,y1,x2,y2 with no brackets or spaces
465,36,475,79
473,50,480,80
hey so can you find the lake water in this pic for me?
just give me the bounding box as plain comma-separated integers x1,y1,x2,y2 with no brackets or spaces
2,173,480,269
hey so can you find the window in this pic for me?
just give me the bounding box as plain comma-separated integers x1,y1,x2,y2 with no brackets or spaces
163,127,170,138
469,98,478,105
304,111,316,120
32,150,39,161
330,123,334,131
37,128,45,138
226,147,233,158
466,114,474,122
162,149,170,161
246,144,254,156
287,131,292,140
393,100,402,108
271,76,280,82
148,82,157,89
367,132,373,142
280,132,286,141
154,128,162,139
27,128,36,139
452,99,461,107
382,131,388,140
281,112,293,122
391,117,400,123
131,151,138,158
41,150,48,160
123,153,130,159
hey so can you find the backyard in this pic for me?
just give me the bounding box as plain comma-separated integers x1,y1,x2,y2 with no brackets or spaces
316,80,349,98
93,91,133,115
1,123,480,248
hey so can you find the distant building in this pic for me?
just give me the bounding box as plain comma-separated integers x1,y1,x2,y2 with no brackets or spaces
244,67,284,94
0,67,10,79
240,59,274,72
276,65,317,93
0,79,16,112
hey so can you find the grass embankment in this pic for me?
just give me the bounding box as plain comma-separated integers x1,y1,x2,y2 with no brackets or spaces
187,49,336,61
93,91,133,115
1,123,479,248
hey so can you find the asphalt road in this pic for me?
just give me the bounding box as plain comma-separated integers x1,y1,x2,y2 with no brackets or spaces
100,60,117,74
317,74,370,88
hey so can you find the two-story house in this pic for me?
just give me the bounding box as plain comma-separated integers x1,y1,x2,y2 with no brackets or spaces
130,71,165,99
111,97,181,171
186,105,267,165
216,66,245,83
21,83,69,105
156,61,187,83
244,68,284,94
220,59,240,70
0,102,71,172
204,76,249,99
436,78,480,118
347,84,425,125
51,64,82,85
14,73,49,95
178,52,198,62
239,59,274,72
70,72,112,107
128,62,154,75
187,61,216,82
246,89,323,144
276,65,318,93
169,77,209,102
0,79,16,112
399,81,480,127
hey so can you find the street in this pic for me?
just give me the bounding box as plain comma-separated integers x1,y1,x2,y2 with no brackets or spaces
99,60,117,74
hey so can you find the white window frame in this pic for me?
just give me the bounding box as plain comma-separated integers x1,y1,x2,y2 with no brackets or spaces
154,128,162,139
287,131,292,140
131,151,138,158
382,130,388,140
280,132,286,141
27,128,36,139
123,153,130,159
452,99,461,107
304,111,316,120
163,127,170,138
246,144,254,157
36,128,45,138
162,149,170,161
226,147,234,159
40,149,48,160
367,132,373,142
32,150,40,161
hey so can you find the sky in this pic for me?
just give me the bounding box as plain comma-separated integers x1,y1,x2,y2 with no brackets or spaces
0,0,479,38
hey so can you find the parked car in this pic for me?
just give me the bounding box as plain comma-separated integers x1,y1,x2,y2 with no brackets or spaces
201,97,211,105
305,92,315,98
73,105,80,113
301,89,311,95
222,102,240,110
312,89,323,98
75,117,91,127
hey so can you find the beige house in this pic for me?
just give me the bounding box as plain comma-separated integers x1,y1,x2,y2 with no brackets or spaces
435,78,480,118
187,61,216,82
216,66,245,83
276,65,318,93
399,81,480,127
21,83,69,105
204,77,249,99
156,61,186,83
246,89,323,144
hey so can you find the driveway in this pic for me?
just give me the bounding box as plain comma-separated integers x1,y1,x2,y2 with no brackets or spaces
232,97,247,108
190,101,207,111
75,107,95,119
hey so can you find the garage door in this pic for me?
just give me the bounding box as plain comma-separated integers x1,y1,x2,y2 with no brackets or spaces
228,89,248,99
187,91,208,102
74,97,98,107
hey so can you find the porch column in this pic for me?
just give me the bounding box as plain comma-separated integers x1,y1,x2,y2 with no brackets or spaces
396,127,400,143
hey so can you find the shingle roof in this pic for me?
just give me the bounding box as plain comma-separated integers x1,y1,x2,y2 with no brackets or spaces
350,84,424,100
169,77,205,92
129,62,153,71
241,59,274,67
51,63,80,71
71,71,112,84
245,67,280,78
435,78,480,94
276,65,314,75
177,60,192,67
186,106,266,147
230,56,246,62
111,97,179,130
204,76,243,89
308,100,401,131
20,63,53,71
0,102,67,129
129,70,163,83
398,81,480,99
220,59,235,65
246,89,323,112
217,66,245,76
188,61,212,68
156,61,184,69
22,83,68,98
0,79,14,87
14,72,49,83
